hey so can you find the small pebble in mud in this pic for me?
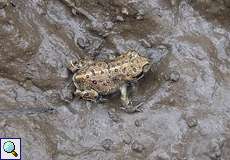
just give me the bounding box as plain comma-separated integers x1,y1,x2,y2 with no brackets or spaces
86,22,109,37
186,117,198,128
208,138,224,160
136,15,144,20
147,35,164,46
134,119,141,127
22,79,34,90
0,0,8,9
121,7,129,16
131,140,145,153
157,45,169,55
122,133,132,145
139,39,151,48
91,39,103,51
169,71,180,82
116,15,125,22
108,111,121,123
77,37,90,49
165,71,180,82
103,21,113,30
136,10,145,20
101,139,113,151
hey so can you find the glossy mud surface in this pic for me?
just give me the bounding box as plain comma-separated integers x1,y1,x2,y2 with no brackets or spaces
0,0,230,159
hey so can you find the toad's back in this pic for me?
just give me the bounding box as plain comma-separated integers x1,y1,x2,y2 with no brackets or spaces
73,50,150,95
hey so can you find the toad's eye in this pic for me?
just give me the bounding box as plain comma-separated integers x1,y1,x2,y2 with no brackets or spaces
84,93,90,97
71,60,78,65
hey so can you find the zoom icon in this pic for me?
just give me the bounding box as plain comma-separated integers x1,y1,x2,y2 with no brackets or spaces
1,138,21,160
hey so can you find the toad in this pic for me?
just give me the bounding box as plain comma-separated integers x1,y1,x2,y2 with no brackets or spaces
67,50,151,113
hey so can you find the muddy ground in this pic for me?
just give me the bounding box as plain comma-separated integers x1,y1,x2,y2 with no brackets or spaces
0,0,230,159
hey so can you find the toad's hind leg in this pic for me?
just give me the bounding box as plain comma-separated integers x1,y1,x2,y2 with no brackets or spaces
120,84,143,113
120,84,129,105
74,89,99,102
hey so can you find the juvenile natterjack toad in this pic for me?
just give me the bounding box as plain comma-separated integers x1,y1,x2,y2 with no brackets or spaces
68,50,151,112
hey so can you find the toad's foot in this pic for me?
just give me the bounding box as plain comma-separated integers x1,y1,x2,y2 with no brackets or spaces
67,59,79,73
75,89,99,102
120,101,144,113
120,84,143,113
97,96,109,103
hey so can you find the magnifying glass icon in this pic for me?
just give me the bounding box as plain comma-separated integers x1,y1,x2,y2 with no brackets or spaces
3,141,18,157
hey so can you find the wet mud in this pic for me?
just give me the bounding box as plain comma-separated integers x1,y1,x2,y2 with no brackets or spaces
0,0,230,159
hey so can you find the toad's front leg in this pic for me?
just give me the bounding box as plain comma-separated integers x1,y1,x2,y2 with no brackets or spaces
67,59,80,73
67,59,94,73
75,89,99,102
120,84,143,113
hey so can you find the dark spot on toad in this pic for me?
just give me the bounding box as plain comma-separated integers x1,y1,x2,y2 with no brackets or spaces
113,77,118,81
92,80,97,84
91,69,96,76
122,68,126,73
